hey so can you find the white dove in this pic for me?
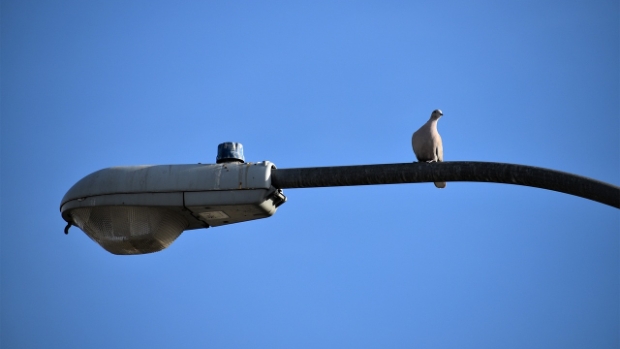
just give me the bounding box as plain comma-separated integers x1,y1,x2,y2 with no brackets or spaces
412,109,446,188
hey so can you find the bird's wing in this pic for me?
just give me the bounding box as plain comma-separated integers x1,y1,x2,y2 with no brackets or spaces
413,123,436,161
412,128,425,161
435,134,443,162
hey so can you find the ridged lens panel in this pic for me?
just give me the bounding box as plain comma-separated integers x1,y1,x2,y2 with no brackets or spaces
71,206,188,255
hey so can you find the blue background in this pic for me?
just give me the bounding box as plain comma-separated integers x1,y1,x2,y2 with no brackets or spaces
2,1,618,348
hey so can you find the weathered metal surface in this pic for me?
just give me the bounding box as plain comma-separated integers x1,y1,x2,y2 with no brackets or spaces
60,161,284,233
60,161,275,206
270,162,619,209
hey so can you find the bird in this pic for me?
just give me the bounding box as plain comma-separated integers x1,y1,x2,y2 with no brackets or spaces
412,109,446,188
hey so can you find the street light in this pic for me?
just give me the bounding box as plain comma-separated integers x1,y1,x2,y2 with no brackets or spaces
61,142,619,255
60,143,286,255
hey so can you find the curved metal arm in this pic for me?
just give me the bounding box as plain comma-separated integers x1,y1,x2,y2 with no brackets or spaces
271,162,620,209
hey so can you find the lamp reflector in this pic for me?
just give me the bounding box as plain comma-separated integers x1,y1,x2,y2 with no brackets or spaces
70,206,188,255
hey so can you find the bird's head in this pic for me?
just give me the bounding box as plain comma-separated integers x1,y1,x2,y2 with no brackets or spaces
431,109,443,120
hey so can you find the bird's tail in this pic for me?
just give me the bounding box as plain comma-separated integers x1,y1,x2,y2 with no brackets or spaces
434,181,446,189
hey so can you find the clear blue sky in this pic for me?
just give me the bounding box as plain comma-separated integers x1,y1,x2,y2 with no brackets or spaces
1,1,618,348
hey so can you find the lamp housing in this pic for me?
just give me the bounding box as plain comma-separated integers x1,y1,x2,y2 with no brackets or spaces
60,161,286,255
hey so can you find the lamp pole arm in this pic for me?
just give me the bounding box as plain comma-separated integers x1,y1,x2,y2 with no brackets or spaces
270,161,620,209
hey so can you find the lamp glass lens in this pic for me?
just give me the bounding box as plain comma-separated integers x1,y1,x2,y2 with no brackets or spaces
70,206,188,255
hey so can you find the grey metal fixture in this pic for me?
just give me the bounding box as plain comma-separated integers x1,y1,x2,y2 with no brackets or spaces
60,143,285,255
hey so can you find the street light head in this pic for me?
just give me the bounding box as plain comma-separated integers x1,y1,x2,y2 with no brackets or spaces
61,149,286,255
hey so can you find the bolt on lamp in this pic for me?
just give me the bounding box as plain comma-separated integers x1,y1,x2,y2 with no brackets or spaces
60,142,286,255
